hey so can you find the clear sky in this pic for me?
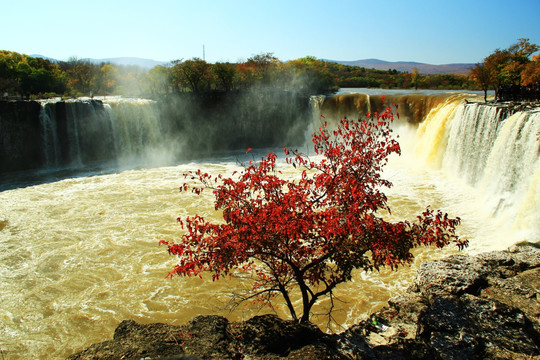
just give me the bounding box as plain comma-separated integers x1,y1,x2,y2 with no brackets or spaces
2,0,539,65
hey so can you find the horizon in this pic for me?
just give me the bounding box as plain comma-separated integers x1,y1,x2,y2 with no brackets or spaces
26,54,477,67
2,0,540,65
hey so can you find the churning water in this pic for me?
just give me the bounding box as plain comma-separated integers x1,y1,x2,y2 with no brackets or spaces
0,92,538,359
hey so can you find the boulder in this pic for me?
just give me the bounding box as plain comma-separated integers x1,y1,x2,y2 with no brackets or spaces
348,242,540,359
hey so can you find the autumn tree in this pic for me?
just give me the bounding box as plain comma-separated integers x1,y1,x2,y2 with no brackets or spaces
246,52,281,86
91,63,118,95
470,62,493,102
60,57,94,96
411,67,420,90
521,54,540,86
505,38,539,85
283,57,338,93
473,38,539,99
161,99,467,324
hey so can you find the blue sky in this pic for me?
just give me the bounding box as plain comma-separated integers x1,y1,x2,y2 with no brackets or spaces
2,0,539,64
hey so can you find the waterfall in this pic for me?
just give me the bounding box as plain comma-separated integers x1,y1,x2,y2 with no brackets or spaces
34,98,168,169
66,101,84,165
416,100,540,239
39,103,60,167
477,110,540,230
414,96,464,167
313,92,451,125
2,92,312,174
314,92,539,242
104,98,175,166
443,103,507,184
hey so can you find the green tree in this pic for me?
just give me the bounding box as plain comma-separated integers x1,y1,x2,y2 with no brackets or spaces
175,58,210,93
91,63,118,95
211,62,237,91
144,65,171,94
15,61,32,97
0,52,18,95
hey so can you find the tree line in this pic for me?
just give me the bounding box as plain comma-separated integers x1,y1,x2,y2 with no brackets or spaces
0,52,341,99
0,51,476,100
469,38,540,101
2,38,538,100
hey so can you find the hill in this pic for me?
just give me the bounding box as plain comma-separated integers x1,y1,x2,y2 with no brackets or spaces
94,57,168,68
29,54,472,74
324,58,474,75
31,55,168,69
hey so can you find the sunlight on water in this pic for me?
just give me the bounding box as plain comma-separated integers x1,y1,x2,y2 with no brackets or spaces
0,150,510,359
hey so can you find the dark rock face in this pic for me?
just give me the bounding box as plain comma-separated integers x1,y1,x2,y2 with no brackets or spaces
66,315,345,360
0,93,311,174
0,100,43,171
65,320,185,359
67,242,540,360
0,99,115,173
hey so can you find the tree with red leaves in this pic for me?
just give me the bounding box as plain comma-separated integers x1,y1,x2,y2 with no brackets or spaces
160,99,467,324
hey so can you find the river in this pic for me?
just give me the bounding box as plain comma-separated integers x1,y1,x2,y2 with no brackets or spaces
0,90,538,359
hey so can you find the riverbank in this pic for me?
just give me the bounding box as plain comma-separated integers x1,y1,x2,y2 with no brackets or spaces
67,241,540,360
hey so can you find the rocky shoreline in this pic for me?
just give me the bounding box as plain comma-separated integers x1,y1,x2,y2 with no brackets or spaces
67,242,539,360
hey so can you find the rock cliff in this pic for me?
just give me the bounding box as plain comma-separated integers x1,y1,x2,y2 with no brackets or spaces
67,242,539,359
0,100,43,171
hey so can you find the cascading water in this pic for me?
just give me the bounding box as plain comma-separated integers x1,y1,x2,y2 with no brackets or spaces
0,91,538,359
442,103,508,184
34,98,170,170
104,98,177,167
471,108,539,236
412,99,540,247
310,91,539,249
38,104,60,168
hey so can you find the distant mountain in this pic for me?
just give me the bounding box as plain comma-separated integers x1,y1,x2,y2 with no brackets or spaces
324,58,474,75
29,54,473,74
31,55,168,69
92,57,168,69
31,54,58,62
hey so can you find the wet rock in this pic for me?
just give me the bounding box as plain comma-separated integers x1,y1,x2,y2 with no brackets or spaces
357,241,540,359
66,320,185,360
233,314,331,357
182,315,235,359
412,254,489,297
68,314,345,360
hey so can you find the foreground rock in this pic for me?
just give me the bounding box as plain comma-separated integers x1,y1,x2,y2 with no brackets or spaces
67,242,540,360
349,241,540,360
